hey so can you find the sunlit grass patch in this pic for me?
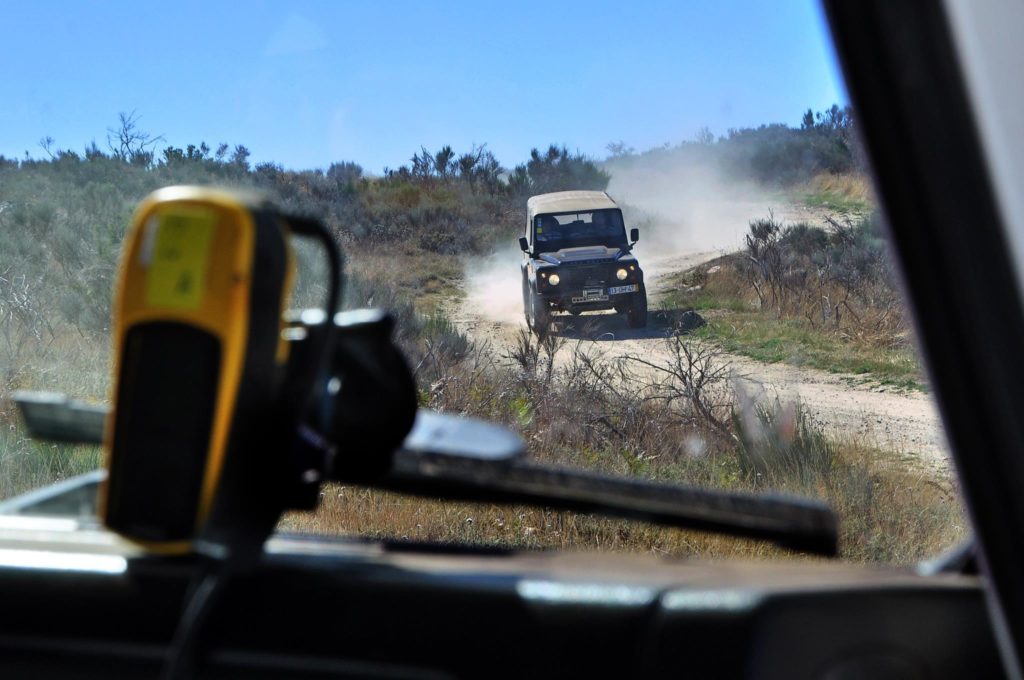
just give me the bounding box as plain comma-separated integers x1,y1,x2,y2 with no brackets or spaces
694,315,924,389
798,172,875,215
0,422,102,501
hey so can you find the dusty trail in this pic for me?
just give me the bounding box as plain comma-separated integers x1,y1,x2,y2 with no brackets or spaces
450,244,950,475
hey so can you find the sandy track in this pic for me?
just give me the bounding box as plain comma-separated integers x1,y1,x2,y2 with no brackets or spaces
450,248,950,475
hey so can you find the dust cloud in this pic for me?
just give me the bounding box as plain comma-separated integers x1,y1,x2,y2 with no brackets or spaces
607,153,791,274
463,242,528,325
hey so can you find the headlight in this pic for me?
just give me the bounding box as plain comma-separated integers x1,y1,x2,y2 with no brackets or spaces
548,273,560,286
616,268,628,281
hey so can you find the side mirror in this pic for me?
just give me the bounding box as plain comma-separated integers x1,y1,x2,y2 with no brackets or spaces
630,227,639,244
518,236,529,253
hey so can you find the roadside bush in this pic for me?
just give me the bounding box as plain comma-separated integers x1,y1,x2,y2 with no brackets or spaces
738,211,905,345
733,399,835,488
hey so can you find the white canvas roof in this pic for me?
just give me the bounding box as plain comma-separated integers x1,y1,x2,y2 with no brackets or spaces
527,191,618,219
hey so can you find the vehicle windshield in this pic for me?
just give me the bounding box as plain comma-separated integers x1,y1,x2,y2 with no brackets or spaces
0,1,966,567
534,210,628,252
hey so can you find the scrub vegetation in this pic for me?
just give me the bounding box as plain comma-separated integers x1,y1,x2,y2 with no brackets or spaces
0,106,963,563
664,212,924,390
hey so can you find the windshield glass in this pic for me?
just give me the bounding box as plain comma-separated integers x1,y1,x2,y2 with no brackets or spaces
534,210,627,252
0,1,965,566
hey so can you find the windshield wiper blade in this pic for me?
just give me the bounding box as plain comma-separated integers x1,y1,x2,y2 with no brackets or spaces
13,391,106,444
372,445,838,557
346,411,837,557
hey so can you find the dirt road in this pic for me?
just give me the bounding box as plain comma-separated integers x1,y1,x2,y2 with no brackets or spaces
451,248,950,475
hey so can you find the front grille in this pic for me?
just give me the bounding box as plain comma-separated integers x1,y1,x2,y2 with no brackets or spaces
564,265,609,288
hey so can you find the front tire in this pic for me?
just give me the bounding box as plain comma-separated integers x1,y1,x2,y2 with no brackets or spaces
530,291,551,335
523,281,533,329
627,291,648,329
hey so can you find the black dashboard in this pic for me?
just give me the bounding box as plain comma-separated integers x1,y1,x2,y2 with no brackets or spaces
0,518,1000,679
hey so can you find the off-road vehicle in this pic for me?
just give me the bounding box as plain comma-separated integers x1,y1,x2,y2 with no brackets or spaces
519,190,647,334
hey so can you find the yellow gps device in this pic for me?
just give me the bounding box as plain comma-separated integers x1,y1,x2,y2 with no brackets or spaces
100,186,336,554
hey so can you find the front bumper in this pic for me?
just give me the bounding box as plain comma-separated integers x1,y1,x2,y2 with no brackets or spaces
539,283,642,311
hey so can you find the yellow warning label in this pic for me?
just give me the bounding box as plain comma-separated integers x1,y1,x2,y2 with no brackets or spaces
145,208,216,309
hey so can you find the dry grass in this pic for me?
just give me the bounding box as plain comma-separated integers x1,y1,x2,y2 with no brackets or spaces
808,172,873,202
346,243,463,313
0,427,102,501
0,331,109,501
280,491,788,560
801,172,875,214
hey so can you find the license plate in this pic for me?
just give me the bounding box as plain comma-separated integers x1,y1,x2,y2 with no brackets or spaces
572,287,608,304
608,284,639,295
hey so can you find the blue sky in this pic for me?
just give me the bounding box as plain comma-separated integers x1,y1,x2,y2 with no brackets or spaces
0,1,845,173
